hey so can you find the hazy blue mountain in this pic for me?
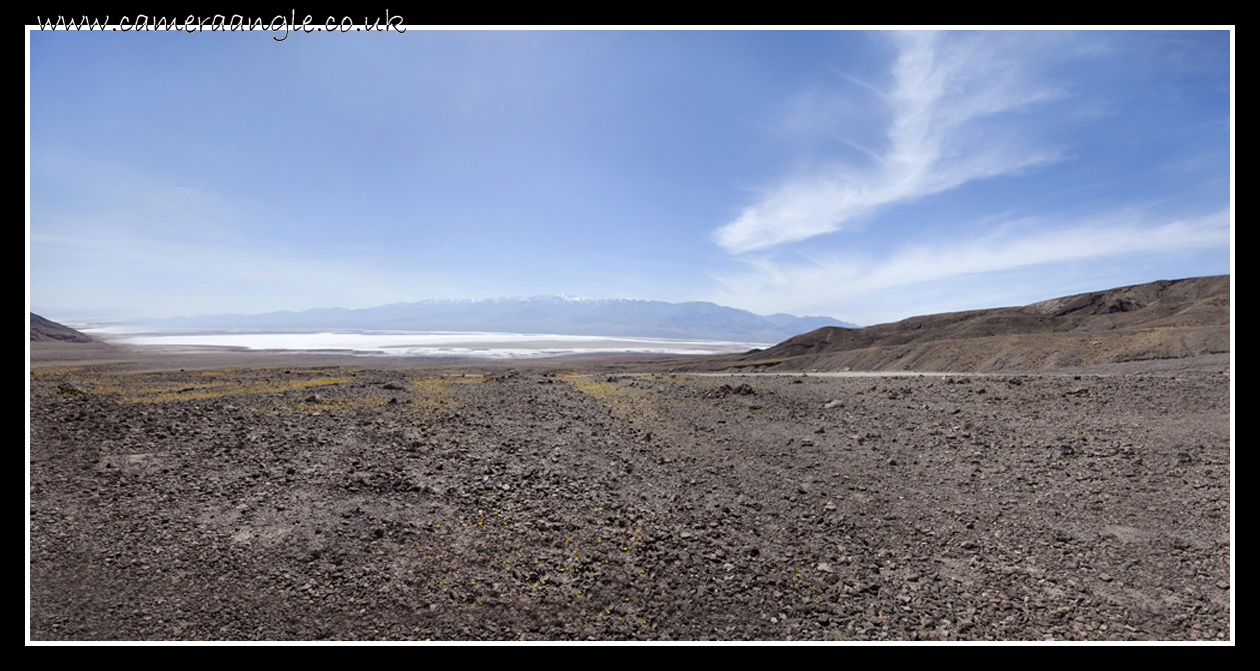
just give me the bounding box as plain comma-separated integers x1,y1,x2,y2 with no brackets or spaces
133,297,856,343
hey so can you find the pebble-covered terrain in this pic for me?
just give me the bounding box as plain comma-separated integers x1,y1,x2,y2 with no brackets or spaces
28,364,1231,640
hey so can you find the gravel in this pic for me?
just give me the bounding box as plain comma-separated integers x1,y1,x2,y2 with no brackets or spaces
29,364,1232,641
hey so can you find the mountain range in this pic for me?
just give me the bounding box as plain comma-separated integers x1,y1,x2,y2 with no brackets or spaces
34,276,1229,373
129,296,857,344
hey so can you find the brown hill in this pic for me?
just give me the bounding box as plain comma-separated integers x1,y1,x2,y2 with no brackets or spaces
680,275,1230,373
30,313,94,343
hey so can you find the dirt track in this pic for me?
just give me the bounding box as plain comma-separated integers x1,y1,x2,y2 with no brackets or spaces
28,361,1232,641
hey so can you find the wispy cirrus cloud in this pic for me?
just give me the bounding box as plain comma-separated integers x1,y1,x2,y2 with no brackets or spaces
712,31,1064,254
709,208,1231,324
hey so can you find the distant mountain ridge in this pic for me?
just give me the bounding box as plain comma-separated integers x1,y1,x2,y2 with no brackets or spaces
133,296,856,344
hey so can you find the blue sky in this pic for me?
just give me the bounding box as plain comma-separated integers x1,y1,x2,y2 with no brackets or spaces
28,28,1232,327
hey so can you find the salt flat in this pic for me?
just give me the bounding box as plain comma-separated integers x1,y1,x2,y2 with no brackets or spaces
82,328,767,359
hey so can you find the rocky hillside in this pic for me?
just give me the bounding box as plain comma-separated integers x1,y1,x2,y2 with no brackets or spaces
680,275,1230,373
30,314,94,343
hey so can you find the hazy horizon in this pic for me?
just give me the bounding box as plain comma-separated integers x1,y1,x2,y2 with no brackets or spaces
30,293,849,324
29,28,1233,327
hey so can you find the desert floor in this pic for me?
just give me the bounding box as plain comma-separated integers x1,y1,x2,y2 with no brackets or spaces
28,349,1231,641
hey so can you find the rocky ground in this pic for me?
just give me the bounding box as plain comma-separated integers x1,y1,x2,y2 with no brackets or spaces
28,361,1232,641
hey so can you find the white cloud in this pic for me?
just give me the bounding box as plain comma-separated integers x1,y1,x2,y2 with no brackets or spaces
712,31,1063,254
708,209,1231,324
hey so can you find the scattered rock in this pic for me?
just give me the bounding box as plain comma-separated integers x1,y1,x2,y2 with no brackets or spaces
28,364,1230,642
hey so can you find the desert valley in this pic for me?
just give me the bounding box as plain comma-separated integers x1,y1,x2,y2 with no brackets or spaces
28,276,1232,641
